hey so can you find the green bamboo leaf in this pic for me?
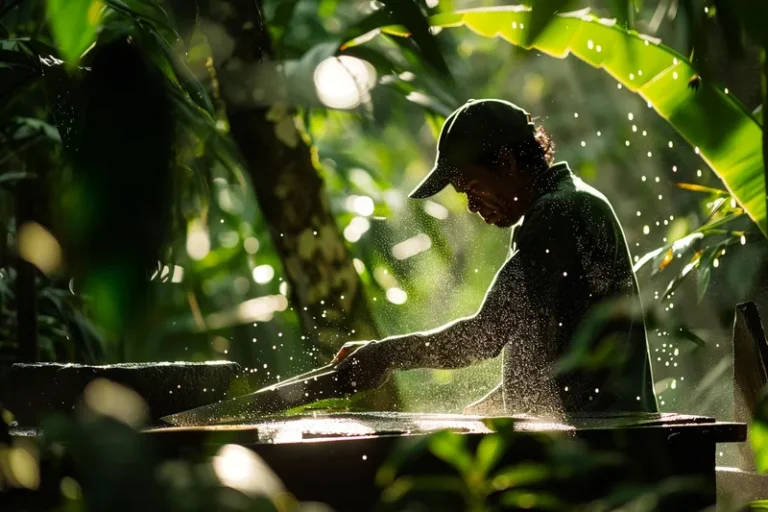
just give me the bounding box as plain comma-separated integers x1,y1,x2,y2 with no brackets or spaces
675,182,729,196
695,244,721,302
348,6,768,237
46,0,104,63
633,232,703,273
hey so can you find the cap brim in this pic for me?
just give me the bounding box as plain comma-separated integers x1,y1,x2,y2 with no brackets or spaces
408,163,452,199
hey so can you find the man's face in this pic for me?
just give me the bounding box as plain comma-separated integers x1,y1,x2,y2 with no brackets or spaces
450,163,528,228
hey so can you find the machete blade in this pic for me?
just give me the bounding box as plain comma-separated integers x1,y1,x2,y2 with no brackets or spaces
160,369,345,426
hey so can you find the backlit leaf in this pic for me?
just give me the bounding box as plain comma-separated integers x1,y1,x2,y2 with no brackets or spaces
675,182,729,196
46,0,104,63
348,6,768,237
658,248,674,271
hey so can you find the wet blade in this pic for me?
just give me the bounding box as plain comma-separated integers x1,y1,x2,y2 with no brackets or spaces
257,364,335,392
160,369,344,426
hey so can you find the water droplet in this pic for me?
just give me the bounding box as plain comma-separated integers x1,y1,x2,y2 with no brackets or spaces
362,455,368,460
562,272,568,277
694,147,700,154
595,388,599,393
713,258,719,268
581,141,586,147
574,112,579,118
642,130,647,136
596,45,602,52
655,177,660,182
618,84,622,89
629,73,635,80
628,113,634,121
636,211,641,216
564,386,569,391
641,176,647,182
632,125,638,132
741,235,746,245
658,194,663,200
673,58,679,65
724,88,729,94
672,166,677,172
696,169,702,177
587,40,594,49
597,131,602,137
625,140,631,146
672,72,678,80
643,225,650,235
647,151,653,157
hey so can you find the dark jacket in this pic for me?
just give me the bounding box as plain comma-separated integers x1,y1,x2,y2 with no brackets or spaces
387,162,658,415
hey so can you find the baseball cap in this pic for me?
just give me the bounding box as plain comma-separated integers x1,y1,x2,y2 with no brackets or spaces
409,98,536,199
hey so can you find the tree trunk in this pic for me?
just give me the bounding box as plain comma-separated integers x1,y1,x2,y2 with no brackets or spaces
201,1,380,359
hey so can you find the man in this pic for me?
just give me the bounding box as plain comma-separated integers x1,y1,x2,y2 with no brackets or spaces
335,98,657,416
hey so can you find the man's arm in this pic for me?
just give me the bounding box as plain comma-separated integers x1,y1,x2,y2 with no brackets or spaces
365,195,582,372
370,262,518,371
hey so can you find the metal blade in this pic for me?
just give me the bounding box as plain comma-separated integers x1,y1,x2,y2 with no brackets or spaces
160,369,344,426
256,363,335,392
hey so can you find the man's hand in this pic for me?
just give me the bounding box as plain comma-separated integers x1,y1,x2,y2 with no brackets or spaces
333,341,393,393
331,341,370,365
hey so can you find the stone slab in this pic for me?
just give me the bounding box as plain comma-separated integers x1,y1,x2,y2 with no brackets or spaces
1,361,250,426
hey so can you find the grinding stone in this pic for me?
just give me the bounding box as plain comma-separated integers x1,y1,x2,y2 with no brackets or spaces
0,361,250,427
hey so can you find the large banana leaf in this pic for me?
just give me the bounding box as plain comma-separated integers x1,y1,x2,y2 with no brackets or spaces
343,5,767,237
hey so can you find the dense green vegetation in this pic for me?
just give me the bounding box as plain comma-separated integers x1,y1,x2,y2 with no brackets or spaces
1,0,768,510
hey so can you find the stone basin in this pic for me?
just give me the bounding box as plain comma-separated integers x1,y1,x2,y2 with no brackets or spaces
138,411,746,512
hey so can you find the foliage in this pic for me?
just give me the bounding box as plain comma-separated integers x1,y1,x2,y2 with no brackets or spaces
0,394,323,511
376,425,710,511
343,5,767,237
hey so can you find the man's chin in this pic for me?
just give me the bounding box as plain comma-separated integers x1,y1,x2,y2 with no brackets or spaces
490,216,515,228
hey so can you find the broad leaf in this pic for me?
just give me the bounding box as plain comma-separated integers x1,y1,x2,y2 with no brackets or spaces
46,0,104,63
525,0,574,46
346,6,767,237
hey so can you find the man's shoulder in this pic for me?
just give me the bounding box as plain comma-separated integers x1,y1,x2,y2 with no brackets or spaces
531,177,614,222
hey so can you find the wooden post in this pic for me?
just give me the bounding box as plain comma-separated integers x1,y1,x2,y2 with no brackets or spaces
15,179,37,362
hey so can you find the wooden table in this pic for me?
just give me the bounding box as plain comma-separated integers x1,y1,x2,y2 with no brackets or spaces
142,412,746,511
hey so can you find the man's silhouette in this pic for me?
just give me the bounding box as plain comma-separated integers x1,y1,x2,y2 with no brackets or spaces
334,99,657,416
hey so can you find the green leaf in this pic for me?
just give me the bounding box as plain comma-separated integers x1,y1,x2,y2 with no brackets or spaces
525,0,575,46
491,463,550,491
675,182,729,196
475,435,505,476
46,0,103,63
500,490,562,510
633,232,703,273
351,6,768,237
752,396,768,472
380,475,467,504
346,1,452,81
428,430,473,475
695,244,722,302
